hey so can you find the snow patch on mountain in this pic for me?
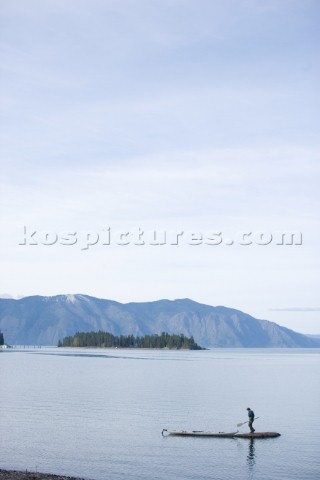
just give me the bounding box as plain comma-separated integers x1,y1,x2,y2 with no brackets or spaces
65,294,77,304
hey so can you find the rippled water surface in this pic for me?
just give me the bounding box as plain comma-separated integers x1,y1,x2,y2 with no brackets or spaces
1,348,319,480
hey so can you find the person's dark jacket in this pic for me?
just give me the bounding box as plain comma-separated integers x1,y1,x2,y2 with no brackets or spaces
248,410,255,422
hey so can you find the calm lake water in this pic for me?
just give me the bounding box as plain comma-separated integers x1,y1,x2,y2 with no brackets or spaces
1,348,319,480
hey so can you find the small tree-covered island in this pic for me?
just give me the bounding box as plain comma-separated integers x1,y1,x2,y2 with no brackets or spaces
58,331,204,350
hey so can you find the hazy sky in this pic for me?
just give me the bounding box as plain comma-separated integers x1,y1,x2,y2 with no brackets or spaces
1,0,319,333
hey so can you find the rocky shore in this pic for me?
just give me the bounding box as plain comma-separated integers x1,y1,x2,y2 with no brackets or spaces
0,470,88,480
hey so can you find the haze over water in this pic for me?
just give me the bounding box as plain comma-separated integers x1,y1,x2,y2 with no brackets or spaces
1,348,319,480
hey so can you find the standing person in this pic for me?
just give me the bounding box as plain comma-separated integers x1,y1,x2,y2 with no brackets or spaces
246,407,255,433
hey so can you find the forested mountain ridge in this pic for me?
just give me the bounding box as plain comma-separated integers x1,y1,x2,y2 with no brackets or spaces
0,294,319,348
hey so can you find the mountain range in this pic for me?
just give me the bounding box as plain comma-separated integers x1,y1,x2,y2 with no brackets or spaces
0,294,319,348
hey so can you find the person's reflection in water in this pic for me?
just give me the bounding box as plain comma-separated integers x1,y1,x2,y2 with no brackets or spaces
247,438,256,468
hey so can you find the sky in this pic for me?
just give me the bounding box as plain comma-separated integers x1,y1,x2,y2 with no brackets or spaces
0,0,319,333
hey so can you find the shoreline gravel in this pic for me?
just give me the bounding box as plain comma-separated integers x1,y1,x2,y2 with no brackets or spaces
0,470,90,480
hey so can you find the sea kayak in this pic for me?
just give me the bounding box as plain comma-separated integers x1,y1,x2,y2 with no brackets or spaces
162,429,238,437
162,429,281,438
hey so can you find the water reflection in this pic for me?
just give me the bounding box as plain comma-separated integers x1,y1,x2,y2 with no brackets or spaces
247,439,256,468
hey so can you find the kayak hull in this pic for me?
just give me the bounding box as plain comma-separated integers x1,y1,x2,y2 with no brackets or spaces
162,429,238,438
234,432,281,438
162,429,281,438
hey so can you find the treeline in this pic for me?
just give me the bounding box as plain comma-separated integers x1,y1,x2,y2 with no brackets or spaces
58,331,204,350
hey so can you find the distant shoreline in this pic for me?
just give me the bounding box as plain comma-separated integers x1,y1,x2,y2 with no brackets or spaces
0,469,89,480
59,345,205,350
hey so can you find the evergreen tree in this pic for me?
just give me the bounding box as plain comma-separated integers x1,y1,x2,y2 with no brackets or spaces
0,330,4,346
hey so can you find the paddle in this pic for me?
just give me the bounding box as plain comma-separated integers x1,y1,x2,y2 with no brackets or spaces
237,416,260,427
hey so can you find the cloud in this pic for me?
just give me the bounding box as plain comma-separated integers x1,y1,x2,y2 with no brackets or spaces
0,293,25,299
1,0,319,175
1,146,319,230
269,308,320,312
